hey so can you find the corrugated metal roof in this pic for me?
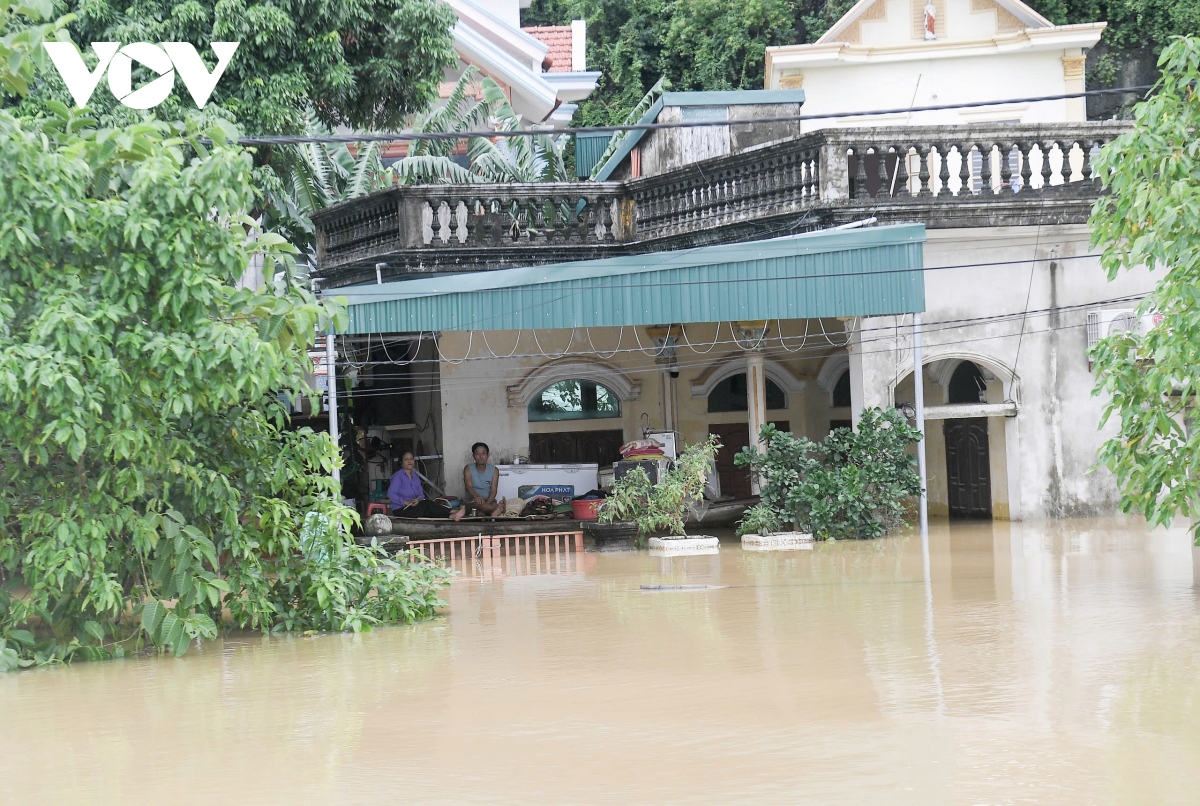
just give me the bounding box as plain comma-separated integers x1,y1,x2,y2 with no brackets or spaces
333,224,925,334
575,131,612,178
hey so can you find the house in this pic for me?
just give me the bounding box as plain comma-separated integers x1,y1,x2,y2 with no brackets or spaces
764,0,1105,128
444,0,599,128
311,0,1152,524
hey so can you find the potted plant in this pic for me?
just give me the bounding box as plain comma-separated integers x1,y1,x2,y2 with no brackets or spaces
735,409,922,541
589,469,648,551
594,436,721,552
736,503,814,550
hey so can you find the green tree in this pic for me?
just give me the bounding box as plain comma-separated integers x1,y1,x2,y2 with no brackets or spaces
269,70,571,255
9,0,458,135
528,0,1196,124
0,24,449,670
1088,36,1200,545
0,0,73,97
525,0,824,127
1026,0,1200,98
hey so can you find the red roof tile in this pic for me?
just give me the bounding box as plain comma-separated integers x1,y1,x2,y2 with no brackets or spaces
523,25,574,72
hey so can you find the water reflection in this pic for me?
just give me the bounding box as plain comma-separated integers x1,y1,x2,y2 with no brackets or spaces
1,518,1197,804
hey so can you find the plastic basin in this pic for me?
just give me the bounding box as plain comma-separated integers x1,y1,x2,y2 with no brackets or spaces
571,499,602,521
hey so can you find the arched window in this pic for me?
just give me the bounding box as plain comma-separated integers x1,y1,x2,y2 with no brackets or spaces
948,361,987,404
832,370,852,408
528,379,621,421
707,373,786,413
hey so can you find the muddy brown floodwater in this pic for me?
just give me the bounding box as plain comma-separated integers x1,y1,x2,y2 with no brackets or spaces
2,518,1199,805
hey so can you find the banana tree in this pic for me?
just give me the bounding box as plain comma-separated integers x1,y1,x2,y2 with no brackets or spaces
269,67,571,258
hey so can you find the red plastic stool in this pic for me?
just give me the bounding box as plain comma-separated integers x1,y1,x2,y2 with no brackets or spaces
366,502,389,517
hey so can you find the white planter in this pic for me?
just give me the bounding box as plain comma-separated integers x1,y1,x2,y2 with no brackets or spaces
648,536,720,557
741,531,815,551
1193,545,1200,587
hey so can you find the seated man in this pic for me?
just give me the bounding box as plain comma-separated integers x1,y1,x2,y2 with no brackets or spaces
452,442,506,521
387,451,461,519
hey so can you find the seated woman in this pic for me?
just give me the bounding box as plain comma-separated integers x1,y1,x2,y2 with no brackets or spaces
452,442,506,521
387,451,462,519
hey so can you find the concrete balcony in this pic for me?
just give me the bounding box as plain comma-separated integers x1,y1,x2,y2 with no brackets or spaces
312,122,1129,288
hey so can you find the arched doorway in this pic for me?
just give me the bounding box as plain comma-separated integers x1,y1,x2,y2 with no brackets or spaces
707,373,788,499
944,361,992,519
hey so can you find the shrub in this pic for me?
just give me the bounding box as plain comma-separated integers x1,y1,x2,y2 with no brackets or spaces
0,109,451,669
597,436,720,536
735,408,922,540
735,503,785,537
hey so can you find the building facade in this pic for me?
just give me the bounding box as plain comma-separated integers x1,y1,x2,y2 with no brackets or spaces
311,0,1152,523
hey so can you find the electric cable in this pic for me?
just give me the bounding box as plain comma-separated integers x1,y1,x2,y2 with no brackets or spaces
327,293,1146,399
678,322,723,354
584,325,625,359
329,289,1147,371
232,85,1155,146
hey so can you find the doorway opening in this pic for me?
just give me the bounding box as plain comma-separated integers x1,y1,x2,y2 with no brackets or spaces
944,361,992,518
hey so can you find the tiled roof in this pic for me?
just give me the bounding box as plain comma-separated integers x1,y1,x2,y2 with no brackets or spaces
523,25,574,72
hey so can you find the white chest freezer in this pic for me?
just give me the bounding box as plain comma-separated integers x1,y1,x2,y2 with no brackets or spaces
496,463,599,501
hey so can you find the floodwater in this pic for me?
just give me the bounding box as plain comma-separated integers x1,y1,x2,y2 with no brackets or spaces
3,520,1199,805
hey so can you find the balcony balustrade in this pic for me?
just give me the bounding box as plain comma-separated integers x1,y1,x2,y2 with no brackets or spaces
312,122,1129,288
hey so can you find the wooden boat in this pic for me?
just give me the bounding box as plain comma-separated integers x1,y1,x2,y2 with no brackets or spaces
685,497,757,527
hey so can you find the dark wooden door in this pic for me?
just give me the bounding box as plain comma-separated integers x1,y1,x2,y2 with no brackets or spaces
529,430,623,466
944,418,992,519
709,421,789,500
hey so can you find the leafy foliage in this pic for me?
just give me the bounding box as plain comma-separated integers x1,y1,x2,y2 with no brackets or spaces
9,0,458,134
527,0,1199,124
735,409,922,540
1026,0,1200,92
597,436,720,536
269,69,572,255
1088,37,1200,545
735,503,785,537
524,0,823,127
0,0,73,97
0,97,450,669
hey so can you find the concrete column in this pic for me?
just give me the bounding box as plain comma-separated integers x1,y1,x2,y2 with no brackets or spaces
845,320,866,429
1062,53,1087,121
746,349,767,495
659,369,678,432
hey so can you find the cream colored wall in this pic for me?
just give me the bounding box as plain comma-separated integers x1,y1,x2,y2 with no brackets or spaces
854,0,1035,47
791,48,1076,131
438,323,846,472
854,225,1157,521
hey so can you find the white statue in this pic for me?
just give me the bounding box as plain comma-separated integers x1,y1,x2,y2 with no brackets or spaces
924,0,937,39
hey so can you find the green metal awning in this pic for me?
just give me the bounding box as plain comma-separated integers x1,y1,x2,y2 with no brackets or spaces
331,224,926,334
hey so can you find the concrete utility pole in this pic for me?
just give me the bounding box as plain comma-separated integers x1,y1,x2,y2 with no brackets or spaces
913,313,928,534
745,349,767,496
325,329,341,486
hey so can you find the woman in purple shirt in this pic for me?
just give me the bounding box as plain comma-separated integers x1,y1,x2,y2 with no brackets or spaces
387,451,459,519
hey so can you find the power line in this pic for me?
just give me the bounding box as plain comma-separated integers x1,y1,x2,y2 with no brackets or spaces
235,85,1153,146
323,291,1146,398
326,314,1098,402
323,248,1111,334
